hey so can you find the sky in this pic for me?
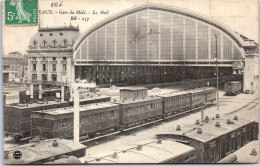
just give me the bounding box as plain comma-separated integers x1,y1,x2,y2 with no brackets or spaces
2,0,258,55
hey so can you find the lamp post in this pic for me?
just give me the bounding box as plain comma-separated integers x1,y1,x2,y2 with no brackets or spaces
214,33,219,110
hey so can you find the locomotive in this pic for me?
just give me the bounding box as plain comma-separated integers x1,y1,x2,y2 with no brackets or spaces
30,87,216,140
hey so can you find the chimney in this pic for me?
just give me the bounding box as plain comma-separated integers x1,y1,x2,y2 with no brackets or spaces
197,128,202,134
176,125,181,131
136,145,142,151
52,140,59,147
215,122,220,127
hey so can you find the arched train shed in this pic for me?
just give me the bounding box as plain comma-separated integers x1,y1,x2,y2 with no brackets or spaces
73,3,254,85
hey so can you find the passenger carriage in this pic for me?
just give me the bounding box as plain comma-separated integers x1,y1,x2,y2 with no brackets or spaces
189,89,207,109
157,115,259,163
205,87,217,104
160,91,191,117
84,139,196,163
115,96,162,129
31,102,120,139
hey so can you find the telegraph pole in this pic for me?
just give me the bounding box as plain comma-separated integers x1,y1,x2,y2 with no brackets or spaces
72,82,96,143
214,33,219,110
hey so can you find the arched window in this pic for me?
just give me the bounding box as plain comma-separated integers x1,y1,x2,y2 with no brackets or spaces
42,40,47,47
62,39,68,47
33,40,38,47
52,39,57,47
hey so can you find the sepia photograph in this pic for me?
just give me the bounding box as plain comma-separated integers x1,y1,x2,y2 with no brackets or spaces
2,0,259,164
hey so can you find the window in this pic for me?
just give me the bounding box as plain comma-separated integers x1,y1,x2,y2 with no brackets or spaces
42,40,47,47
32,57,36,60
33,40,38,47
52,64,56,72
53,57,56,60
62,39,68,46
62,64,67,72
42,74,47,81
33,64,37,71
32,74,37,80
51,74,57,81
52,40,57,47
63,57,67,60
42,57,46,60
42,64,46,71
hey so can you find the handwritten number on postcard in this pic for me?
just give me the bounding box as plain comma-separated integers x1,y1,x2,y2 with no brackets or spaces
51,1,63,7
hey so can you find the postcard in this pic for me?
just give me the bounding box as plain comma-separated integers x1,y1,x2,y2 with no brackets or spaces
2,0,259,164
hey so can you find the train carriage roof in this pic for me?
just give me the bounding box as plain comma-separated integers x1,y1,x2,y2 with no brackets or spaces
5,100,68,110
159,90,190,98
157,115,256,143
33,102,119,116
4,138,86,164
120,87,148,91
114,96,162,105
84,139,195,163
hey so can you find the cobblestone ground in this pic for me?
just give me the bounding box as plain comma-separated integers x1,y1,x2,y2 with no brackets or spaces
81,91,258,160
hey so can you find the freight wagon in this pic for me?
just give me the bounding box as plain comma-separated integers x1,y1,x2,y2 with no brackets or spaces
224,81,242,96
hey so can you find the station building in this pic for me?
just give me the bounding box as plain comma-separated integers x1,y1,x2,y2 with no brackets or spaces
26,25,81,101
27,3,258,100
73,3,258,92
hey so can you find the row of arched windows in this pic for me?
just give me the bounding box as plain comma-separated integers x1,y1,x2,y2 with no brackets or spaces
33,39,68,47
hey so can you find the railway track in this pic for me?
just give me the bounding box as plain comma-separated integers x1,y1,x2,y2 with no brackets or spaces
225,96,259,115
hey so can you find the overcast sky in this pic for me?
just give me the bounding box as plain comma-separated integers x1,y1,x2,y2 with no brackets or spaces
2,0,258,55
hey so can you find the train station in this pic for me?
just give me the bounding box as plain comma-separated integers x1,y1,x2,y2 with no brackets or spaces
3,2,259,164
24,3,259,100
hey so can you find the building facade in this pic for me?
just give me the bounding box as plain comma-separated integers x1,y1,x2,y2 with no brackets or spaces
2,51,27,82
26,3,258,100
26,25,81,101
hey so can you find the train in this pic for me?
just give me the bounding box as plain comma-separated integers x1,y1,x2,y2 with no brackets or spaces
3,94,111,141
156,115,259,163
224,81,242,96
30,87,216,140
54,115,258,164
4,138,87,164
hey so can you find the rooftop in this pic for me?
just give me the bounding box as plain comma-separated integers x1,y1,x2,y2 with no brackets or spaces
157,115,254,143
38,25,79,32
4,138,86,164
120,87,148,91
6,100,68,110
84,139,195,163
34,102,119,115
114,96,161,104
